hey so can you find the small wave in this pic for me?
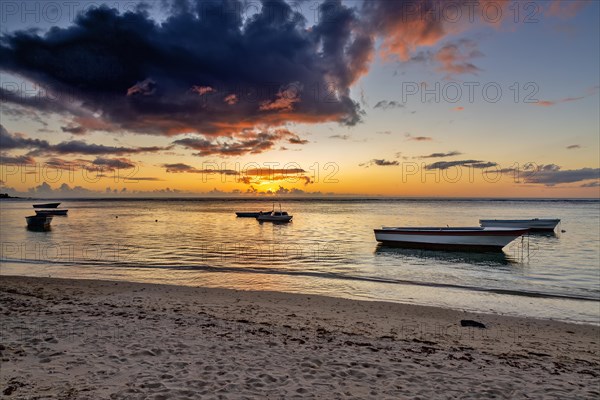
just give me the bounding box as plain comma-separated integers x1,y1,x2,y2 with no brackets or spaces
3,257,598,303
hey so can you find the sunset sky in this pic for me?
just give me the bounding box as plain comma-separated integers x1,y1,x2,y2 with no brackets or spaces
0,0,598,197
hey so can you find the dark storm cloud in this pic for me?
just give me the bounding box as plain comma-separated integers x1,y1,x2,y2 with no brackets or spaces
0,0,369,148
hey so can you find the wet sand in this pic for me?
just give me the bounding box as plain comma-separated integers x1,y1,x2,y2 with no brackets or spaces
1,275,598,399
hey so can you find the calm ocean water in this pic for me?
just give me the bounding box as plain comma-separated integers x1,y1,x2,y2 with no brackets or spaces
1,198,599,324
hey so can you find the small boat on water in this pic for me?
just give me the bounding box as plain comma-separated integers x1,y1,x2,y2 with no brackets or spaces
236,211,267,218
374,227,528,252
479,218,560,232
257,211,293,223
32,202,61,208
25,215,53,230
35,209,68,216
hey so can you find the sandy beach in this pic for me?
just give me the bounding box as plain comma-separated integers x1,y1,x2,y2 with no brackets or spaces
1,275,598,399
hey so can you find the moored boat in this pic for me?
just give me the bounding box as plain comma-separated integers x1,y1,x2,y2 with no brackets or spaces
374,227,528,252
257,211,293,223
479,218,560,232
33,202,61,208
25,215,53,230
236,211,267,218
35,209,68,216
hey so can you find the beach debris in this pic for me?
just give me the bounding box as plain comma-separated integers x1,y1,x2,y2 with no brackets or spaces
460,319,487,329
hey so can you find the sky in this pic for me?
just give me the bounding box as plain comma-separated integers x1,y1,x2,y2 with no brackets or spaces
0,0,598,198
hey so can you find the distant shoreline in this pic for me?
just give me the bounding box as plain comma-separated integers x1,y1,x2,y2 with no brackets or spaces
1,196,598,201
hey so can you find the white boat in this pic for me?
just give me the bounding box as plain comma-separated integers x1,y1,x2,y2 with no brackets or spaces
374,227,528,252
257,211,293,223
479,218,560,232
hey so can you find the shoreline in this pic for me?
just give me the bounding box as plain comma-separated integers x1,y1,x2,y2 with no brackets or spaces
2,265,598,325
1,275,599,398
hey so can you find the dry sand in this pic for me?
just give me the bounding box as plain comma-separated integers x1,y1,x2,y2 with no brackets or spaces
1,275,598,399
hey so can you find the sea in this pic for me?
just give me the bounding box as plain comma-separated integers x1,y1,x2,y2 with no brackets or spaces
1,198,599,324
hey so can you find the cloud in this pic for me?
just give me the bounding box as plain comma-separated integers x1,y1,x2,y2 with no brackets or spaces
434,39,483,77
32,140,165,157
329,134,350,140
1,1,589,159
162,163,313,185
408,38,483,78
91,157,136,170
124,177,164,181
420,151,462,158
259,83,302,112
405,133,432,141
60,125,87,135
1,124,165,157
162,163,238,175
581,181,599,188
27,182,95,196
481,163,599,186
126,78,157,96
373,100,404,110
566,144,581,150
243,168,313,185
360,159,399,167
523,166,599,186
173,129,306,156
0,154,36,165
534,86,599,107
0,1,370,152
425,160,497,170
190,85,216,96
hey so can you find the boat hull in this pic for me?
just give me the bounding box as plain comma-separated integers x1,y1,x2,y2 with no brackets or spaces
35,209,68,216
26,215,53,230
374,227,528,252
33,203,61,208
236,212,263,218
257,216,293,223
479,219,560,231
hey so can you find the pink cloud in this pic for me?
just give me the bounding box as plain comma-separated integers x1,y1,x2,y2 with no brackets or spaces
224,94,238,105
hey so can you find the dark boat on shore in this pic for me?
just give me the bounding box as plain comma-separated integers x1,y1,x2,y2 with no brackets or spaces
33,202,61,209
